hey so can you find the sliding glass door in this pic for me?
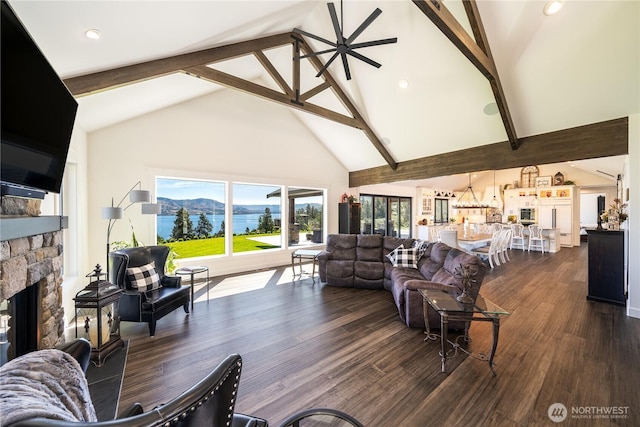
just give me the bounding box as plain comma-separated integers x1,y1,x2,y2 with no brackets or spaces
360,194,411,238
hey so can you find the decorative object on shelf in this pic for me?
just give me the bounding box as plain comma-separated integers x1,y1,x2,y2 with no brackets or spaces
600,198,628,229
554,172,565,186
102,181,160,276
520,165,539,189
564,180,575,185
341,193,358,203
454,264,478,304
293,1,397,80
452,174,488,208
535,176,552,187
74,264,124,366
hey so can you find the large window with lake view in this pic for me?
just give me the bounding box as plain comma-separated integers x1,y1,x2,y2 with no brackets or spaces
156,178,325,260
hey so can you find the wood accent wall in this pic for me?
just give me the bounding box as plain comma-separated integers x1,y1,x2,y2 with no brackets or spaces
349,117,629,187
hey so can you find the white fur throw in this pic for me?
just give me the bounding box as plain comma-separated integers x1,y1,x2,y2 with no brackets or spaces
0,348,97,425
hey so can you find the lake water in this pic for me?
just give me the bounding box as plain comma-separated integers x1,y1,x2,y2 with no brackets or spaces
157,213,281,239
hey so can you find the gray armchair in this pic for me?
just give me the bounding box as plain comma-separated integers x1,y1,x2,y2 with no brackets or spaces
109,246,190,336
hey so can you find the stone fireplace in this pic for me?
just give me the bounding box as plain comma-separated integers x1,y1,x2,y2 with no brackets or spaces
0,196,67,363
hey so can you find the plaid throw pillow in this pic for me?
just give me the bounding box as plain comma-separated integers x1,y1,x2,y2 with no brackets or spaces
393,247,419,269
385,244,404,264
126,262,161,291
412,239,429,261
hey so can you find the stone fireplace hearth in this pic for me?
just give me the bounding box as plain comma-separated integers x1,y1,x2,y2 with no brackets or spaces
0,196,67,363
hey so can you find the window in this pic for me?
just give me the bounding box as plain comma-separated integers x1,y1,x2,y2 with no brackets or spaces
156,177,326,259
434,198,449,224
360,194,412,237
232,183,281,253
156,178,226,257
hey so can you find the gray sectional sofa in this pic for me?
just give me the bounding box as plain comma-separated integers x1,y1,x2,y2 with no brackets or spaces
317,234,488,329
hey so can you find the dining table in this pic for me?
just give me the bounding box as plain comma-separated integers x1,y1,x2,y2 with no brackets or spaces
457,232,494,252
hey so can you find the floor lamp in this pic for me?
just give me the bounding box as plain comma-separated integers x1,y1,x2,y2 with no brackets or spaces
102,181,161,277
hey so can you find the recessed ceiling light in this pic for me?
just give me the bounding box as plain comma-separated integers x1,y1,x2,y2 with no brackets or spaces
543,1,562,16
85,29,101,40
398,79,409,89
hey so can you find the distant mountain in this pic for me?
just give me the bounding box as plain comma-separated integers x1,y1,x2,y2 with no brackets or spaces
157,197,281,216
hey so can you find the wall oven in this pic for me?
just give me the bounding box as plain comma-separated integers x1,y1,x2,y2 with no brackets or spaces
520,208,536,225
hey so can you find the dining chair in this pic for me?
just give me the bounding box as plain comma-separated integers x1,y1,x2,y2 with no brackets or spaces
430,226,441,242
528,224,546,253
498,228,512,263
491,223,503,234
471,231,501,268
510,223,527,250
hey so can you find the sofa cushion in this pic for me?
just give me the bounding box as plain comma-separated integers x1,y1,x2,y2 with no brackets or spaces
354,261,385,289
141,285,190,312
126,262,161,291
325,260,354,287
357,234,383,261
326,234,357,261
393,247,419,269
418,242,449,281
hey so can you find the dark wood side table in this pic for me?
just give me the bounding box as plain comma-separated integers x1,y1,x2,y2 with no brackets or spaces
175,266,210,310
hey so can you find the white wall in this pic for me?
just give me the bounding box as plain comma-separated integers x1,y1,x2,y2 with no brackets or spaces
61,127,90,325
86,88,350,277
626,114,639,319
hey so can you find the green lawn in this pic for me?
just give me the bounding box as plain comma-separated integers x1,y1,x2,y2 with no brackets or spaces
165,234,280,259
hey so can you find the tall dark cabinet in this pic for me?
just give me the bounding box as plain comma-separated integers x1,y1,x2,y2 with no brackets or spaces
339,202,361,234
586,230,625,306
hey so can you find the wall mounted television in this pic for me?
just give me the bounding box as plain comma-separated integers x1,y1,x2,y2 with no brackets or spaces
1,0,78,198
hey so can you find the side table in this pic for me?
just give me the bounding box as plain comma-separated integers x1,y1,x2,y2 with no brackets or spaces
175,266,209,310
291,249,322,280
419,289,509,375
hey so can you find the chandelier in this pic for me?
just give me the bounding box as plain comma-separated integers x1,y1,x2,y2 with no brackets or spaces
452,174,489,209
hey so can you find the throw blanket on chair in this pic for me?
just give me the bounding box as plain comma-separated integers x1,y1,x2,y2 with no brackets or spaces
0,349,97,425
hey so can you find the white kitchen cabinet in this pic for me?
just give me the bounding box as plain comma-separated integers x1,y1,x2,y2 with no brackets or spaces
537,186,580,247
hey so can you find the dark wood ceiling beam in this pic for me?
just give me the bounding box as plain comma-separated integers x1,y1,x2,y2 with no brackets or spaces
298,38,398,170
253,50,292,97
349,117,628,187
412,0,495,78
64,33,294,96
300,81,331,102
463,0,519,150
412,0,519,150
184,65,361,129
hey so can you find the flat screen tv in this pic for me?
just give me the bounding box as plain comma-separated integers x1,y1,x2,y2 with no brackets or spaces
1,0,78,197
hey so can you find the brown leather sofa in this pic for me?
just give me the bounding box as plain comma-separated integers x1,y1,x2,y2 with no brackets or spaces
317,234,488,329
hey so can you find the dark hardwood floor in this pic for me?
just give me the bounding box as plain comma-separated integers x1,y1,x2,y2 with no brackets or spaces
116,243,639,426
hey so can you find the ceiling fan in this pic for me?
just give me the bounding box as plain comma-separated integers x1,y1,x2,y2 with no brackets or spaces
293,1,397,80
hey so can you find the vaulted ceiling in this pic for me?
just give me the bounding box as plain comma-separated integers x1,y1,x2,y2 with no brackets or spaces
9,0,638,188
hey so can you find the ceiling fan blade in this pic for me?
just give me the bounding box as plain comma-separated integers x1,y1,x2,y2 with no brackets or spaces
315,52,340,77
346,50,381,68
350,37,398,50
345,8,382,45
327,3,344,43
341,52,352,80
292,28,336,47
299,47,338,60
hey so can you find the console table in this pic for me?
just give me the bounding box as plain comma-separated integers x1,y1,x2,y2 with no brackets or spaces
419,289,509,376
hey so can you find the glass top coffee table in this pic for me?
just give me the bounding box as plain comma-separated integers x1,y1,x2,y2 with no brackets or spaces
419,289,509,376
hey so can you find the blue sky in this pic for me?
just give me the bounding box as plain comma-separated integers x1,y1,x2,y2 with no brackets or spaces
157,178,280,205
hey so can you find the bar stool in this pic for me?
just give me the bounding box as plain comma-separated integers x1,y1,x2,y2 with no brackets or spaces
528,224,546,253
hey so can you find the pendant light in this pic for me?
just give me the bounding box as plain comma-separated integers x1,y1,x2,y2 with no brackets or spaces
490,170,499,208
